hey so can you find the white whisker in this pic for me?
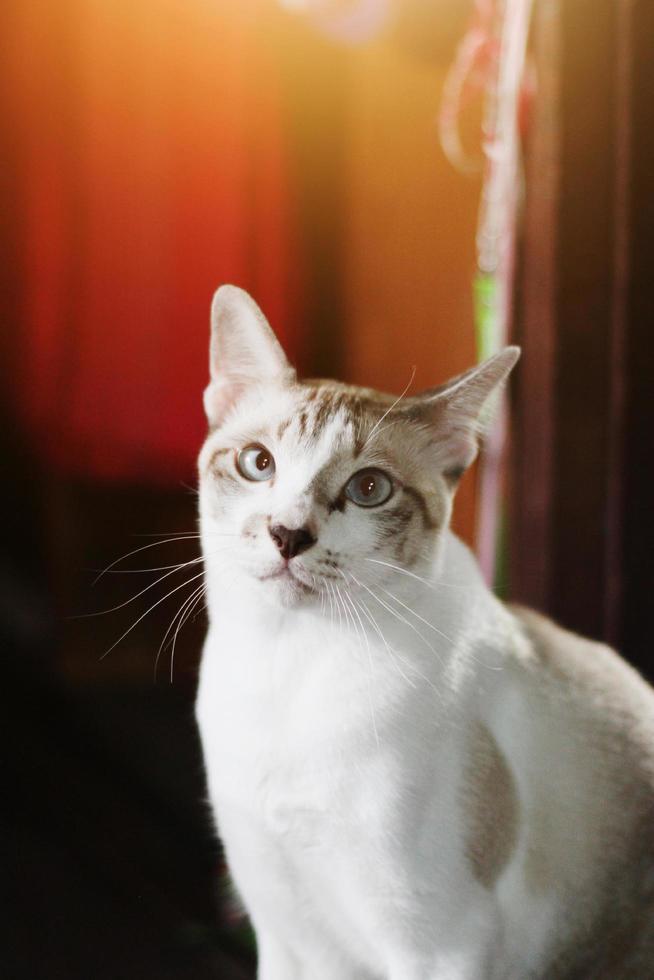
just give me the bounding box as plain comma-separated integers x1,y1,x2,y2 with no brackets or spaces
330,582,344,634
363,365,416,449
378,579,501,673
336,582,357,640
93,535,204,585
340,580,380,749
349,572,444,665
378,583,457,648
364,556,437,590
354,595,417,690
169,583,206,684
365,555,470,592
80,556,205,618
325,579,335,628
99,570,206,661
155,580,204,683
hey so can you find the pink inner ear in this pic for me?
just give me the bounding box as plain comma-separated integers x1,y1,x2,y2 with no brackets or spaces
437,427,478,473
203,380,247,428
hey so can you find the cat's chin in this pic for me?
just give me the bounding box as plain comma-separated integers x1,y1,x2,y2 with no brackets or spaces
256,566,317,608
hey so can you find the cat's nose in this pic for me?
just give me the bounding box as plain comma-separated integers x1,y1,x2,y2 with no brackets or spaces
269,524,316,560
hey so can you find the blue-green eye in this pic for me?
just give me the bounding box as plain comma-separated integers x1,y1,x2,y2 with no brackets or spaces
236,445,275,482
344,468,393,508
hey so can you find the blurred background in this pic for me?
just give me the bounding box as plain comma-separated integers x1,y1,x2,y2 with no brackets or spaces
2,0,653,976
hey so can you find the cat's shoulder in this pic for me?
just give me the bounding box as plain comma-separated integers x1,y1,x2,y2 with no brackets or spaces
507,603,654,735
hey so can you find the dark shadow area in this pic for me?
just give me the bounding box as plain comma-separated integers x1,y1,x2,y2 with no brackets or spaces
2,418,255,979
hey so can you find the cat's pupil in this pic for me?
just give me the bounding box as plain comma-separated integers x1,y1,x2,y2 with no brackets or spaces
361,475,376,497
256,451,271,471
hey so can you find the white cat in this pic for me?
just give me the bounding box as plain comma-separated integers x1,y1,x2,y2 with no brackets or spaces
196,285,654,979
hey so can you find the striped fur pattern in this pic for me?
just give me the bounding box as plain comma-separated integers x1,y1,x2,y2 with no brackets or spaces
196,287,654,979
200,375,447,600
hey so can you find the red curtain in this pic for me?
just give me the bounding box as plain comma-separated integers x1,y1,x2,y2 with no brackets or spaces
4,0,299,485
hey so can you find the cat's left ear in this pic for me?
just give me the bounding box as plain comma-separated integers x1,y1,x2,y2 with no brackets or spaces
204,285,295,426
410,346,520,478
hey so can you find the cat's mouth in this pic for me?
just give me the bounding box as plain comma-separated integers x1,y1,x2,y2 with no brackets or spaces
258,564,315,594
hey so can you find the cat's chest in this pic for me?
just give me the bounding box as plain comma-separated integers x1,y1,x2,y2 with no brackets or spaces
196,621,417,837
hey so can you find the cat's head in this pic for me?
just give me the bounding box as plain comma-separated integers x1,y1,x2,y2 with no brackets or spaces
198,285,519,608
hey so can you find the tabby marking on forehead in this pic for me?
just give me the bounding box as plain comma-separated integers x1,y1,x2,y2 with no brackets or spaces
281,384,369,447
312,390,342,441
277,417,292,440
285,379,416,450
461,723,519,888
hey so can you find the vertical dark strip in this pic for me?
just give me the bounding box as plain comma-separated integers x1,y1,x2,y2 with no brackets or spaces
512,0,647,659
622,0,654,676
604,0,631,647
510,0,560,611
548,0,616,640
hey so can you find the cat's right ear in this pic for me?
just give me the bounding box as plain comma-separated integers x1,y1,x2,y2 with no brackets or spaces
204,285,295,427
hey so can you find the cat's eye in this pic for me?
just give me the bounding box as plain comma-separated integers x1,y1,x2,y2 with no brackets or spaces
344,468,393,508
236,445,276,482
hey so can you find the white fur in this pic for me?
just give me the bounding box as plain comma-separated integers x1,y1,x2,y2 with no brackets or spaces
198,526,517,979
195,287,654,979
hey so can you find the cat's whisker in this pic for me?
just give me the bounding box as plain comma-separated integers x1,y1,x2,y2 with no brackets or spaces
79,556,205,618
132,530,237,540
370,600,447,695
349,573,445,666
314,574,326,616
335,583,357,646
169,583,206,684
362,365,416,450
335,581,356,639
365,599,439,696
134,531,202,538
336,582,346,635
176,581,206,635
339,582,380,750
324,579,334,627
100,562,201,574
363,557,438,591
365,554,472,594
390,646,442,696
377,576,502,672
180,481,200,497
359,418,405,445
354,594,418,691
352,582,443,696
99,569,206,661
377,583,457,649
329,583,337,633
154,578,206,683
93,534,205,584
330,582,344,634
380,579,502,674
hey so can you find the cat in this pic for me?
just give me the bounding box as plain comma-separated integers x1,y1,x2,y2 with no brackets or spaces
195,284,654,979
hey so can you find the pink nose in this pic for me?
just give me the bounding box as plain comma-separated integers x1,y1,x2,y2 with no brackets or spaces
269,525,316,560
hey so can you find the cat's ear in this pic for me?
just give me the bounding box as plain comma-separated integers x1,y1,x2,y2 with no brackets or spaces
411,346,520,478
204,285,295,426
